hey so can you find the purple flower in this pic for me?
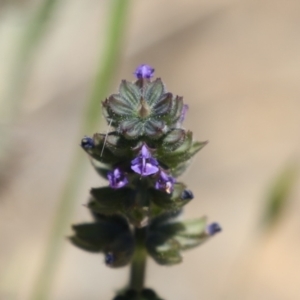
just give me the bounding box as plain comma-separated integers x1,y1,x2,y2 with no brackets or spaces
206,223,222,236
179,104,189,123
107,168,128,189
155,171,176,194
131,145,159,176
134,64,155,79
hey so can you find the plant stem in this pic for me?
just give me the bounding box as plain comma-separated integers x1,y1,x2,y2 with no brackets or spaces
129,227,147,292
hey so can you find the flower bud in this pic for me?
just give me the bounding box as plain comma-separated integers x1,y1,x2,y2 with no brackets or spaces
134,64,155,79
206,223,222,236
81,136,94,149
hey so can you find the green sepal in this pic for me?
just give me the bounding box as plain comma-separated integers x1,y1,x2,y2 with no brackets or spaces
119,80,141,108
169,161,190,177
146,234,182,265
160,129,186,151
89,132,137,164
149,183,191,210
173,217,209,250
144,78,165,106
89,187,134,215
169,95,183,124
103,78,188,140
93,132,136,158
157,131,208,168
146,212,183,265
82,136,120,165
89,186,150,227
90,160,111,179
146,215,214,265
70,215,135,267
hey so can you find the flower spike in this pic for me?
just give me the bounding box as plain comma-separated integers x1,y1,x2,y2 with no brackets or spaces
71,65,221,300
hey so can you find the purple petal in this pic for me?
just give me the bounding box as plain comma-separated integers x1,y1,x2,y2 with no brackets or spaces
107,168,128,189
140,144,151,158
131,161,159,176
131,144,159,176
155,171,176,194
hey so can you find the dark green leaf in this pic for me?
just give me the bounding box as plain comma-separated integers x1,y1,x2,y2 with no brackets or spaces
89,187,134,215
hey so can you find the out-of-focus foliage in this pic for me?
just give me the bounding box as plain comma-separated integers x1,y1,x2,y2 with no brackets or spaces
261,164,298,230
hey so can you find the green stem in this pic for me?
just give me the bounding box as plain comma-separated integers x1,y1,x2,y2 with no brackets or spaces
130,227,147,292
30,1,130,300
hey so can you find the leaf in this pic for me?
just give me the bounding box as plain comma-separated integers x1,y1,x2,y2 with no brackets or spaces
70,215,135,267
70,221,121,252
147,236,182,265
89,187,134,215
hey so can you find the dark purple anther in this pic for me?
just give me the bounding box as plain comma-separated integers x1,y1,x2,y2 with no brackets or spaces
131,145,159,176
181,189,194,200
155,171,176,194
107,168,128,189
134,64,155,79
206,223,222,236
105,252,115,265
81,136,94,149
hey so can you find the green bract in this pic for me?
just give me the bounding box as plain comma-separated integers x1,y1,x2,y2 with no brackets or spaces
103,79,183,139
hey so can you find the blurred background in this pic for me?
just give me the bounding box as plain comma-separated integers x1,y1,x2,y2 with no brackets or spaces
1,0,300,299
